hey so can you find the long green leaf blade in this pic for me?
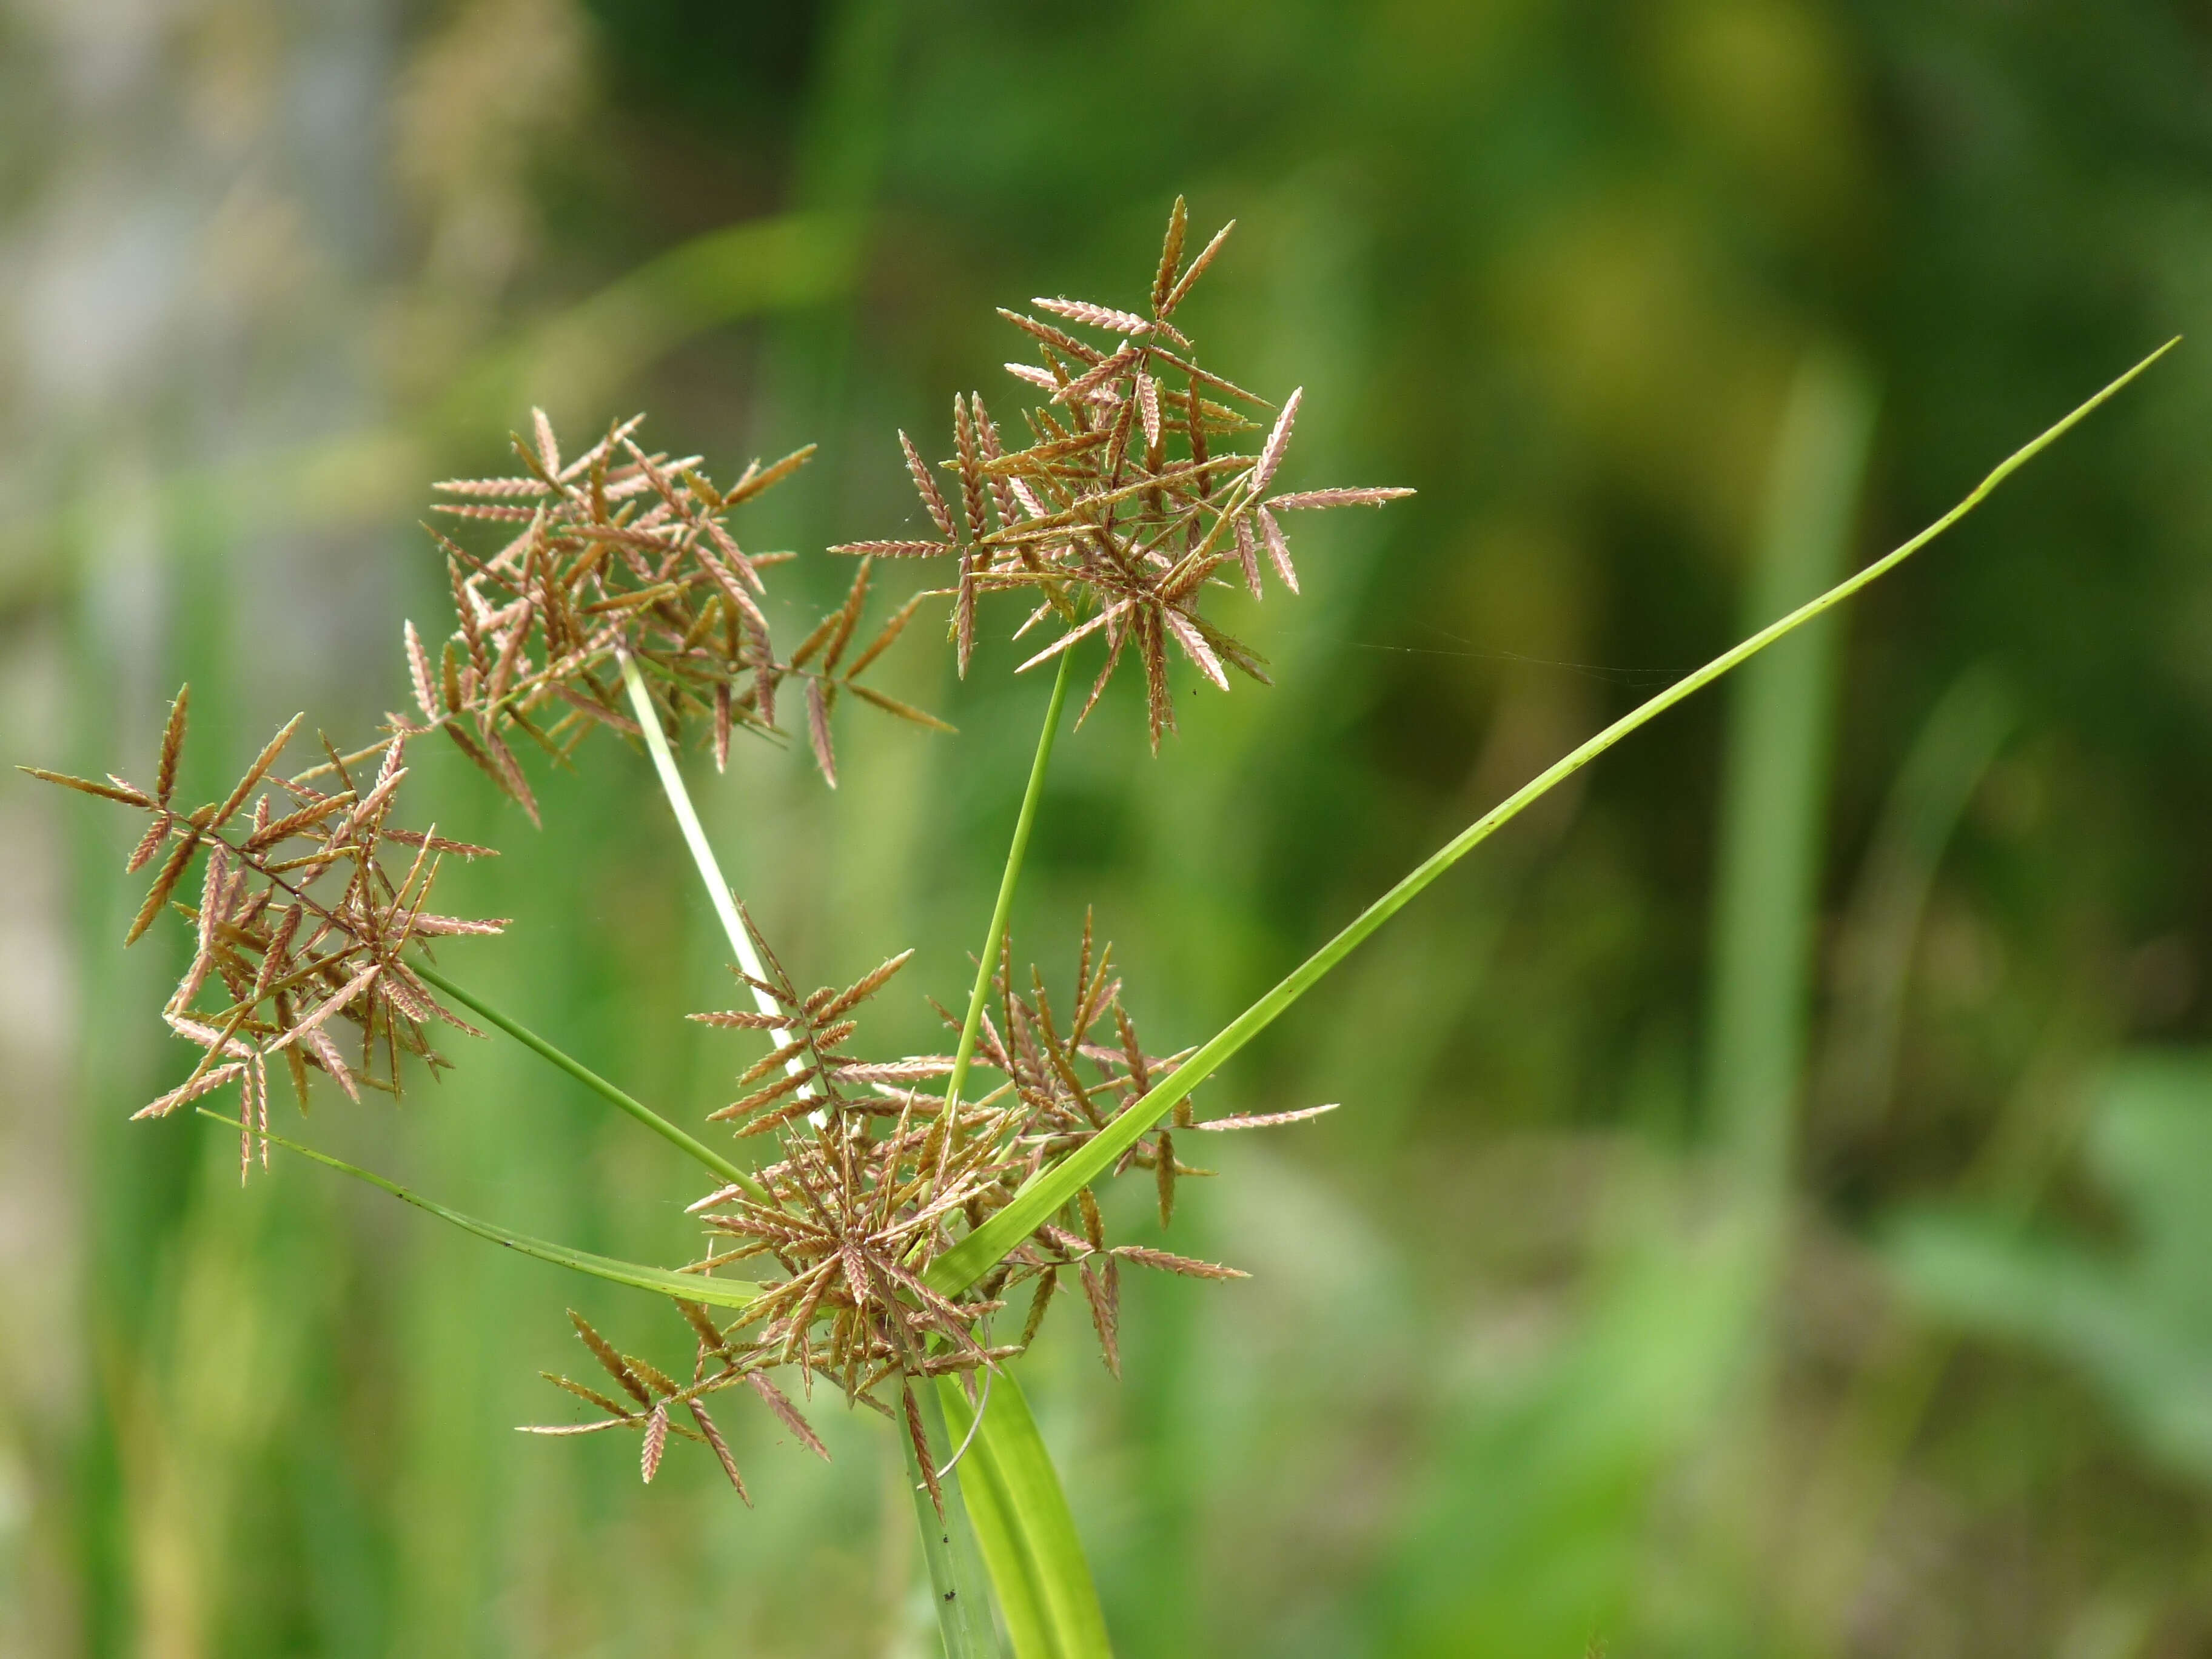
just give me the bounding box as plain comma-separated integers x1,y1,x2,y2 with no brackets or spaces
194,1108,763,1310
927,340,2176,1298
940,1370,1111,1658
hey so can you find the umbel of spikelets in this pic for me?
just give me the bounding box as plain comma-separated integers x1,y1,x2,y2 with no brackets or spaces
23,688,504,1178
526,907,1333,1501
414,411,947,800
832,196,1414,749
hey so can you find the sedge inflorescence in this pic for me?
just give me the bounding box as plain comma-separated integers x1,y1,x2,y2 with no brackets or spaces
28,196,1404,1504
26,698,503,1178
568,908,1330,1501
834,195,1412,749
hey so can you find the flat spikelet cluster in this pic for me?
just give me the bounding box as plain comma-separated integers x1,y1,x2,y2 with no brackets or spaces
25,690,502,1177
532,907,1328,1500
834,196,1413,748
418,412,944,797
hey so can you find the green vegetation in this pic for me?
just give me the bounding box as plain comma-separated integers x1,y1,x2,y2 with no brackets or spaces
8,3,2212,1655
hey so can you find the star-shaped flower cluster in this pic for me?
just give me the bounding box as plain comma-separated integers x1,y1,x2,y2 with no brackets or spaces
27,689,503,1177
834,197,1413,748
417,412,944,798
529,910,1332,1500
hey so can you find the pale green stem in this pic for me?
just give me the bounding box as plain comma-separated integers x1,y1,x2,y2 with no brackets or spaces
412,959,768,1203
615,649,1007,1652
925,340,2175,1298
940,648,1077,1154
617,649,805,1053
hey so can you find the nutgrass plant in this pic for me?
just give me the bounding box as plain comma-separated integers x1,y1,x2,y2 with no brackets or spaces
25,199,2173,1657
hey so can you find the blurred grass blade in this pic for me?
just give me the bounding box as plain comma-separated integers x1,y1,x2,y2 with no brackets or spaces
1816,665,2014,1134
444,210,861,431
940,1371,1112,1659
190,1107,763,1310
928,340,2176,1298
1708,343,1878,1201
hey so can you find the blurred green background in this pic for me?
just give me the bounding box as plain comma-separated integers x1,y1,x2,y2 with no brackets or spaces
5,1,2212,1653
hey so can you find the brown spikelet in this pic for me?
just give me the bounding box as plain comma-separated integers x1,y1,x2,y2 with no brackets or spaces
804,682,837,788
1252,387,1302,495
1139,609,1174,752
1079,1185,1105,1253
531,406,562,477
1195,1102,1338,1130
903,1382,944,1515
1020,1268,1059,1351
1152,195,1188,315
826,540,951,558
1233,515,1262,599
954,555,979,679
571,1311,654,1407
677,1299,732,1358
843,594,931,683
1268,487,1418,510
723,443,816,506
480,730,541,825
1033,296,1153,336
133,1062,246,1121
953,395,988,542
899,431,954,537
542,1372,637,1421
214,715,304,826
19,767,149,807
689,1401,749,1501
996,307,1105,366
1080,1259,1121,1378
127,833,200,946
1113,1245,1247,1280
823,950,914,1021
1161,218,1234,317
156,685,189,806
404,622,440,723
641,1403,669,1483
748,1370,830,1460
1259,508,1298,594
1055,343,1142,407
1156,1128,1176,1225
628,1355,683,1400
126,816,169,874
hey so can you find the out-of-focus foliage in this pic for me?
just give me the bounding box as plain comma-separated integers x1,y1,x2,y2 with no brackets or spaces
7,0,2212,1655
1896,1055,2212,1481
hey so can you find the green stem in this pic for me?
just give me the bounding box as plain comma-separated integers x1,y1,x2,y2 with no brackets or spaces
411,958,767,1202
925,340,2176,1299
942,649,1076,1145
905,1381,1003,1658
